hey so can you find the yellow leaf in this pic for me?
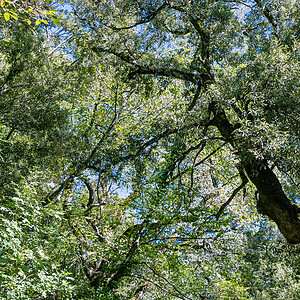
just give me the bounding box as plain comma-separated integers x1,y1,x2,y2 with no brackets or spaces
4,12,10,21
10,13,18,20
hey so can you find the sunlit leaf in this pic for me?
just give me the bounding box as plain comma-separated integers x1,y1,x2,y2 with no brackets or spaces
52,16,61,26
4,12,10,21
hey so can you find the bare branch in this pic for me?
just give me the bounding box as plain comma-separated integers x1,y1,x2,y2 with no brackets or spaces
216,168,248,220
172,141,228,182
5,127,15,140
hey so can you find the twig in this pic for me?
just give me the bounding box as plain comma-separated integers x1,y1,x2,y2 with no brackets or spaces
216,169,248,220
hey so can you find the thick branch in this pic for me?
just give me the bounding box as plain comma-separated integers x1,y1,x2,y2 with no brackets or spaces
253,0,279,38
80,177,96,208
91,46,199,84
188,15,210,66
211,104,300,244
244,160,300,244
106,224,147,289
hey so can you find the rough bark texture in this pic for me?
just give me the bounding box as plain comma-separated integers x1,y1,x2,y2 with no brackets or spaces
244,161,300,244
212,106,300,244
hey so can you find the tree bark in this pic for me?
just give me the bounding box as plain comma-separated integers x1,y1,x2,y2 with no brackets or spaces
212,106,300,244
244,160,300,244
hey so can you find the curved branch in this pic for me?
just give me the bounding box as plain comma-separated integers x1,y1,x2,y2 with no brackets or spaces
80,177,96,208
216,169,248,220
91,46,199,84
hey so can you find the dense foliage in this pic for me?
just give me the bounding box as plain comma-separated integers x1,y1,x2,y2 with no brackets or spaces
1,0,300,299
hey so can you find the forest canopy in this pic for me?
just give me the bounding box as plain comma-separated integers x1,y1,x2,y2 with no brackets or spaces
0,0,300,299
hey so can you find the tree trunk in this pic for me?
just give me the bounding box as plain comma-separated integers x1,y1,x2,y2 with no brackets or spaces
244,160,300,244
212,106,300,244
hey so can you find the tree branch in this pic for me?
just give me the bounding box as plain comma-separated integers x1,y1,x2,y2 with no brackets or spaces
253,0,279,38
106,223,147,289
216,168,248,220
91,46,199,84
143,262,196,300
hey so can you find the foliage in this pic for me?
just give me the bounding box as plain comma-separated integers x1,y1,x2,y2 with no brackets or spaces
0,0,300,299
0,178,75,299
0,0,62,26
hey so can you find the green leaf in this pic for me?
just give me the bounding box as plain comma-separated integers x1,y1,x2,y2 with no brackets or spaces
20,264,29,272
0,257,10,264
52,17,61,27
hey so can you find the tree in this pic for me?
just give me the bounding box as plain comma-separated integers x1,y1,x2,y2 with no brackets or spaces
65,0,300,243
1,0,300,298
0,6,77,298
0,12,71,195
